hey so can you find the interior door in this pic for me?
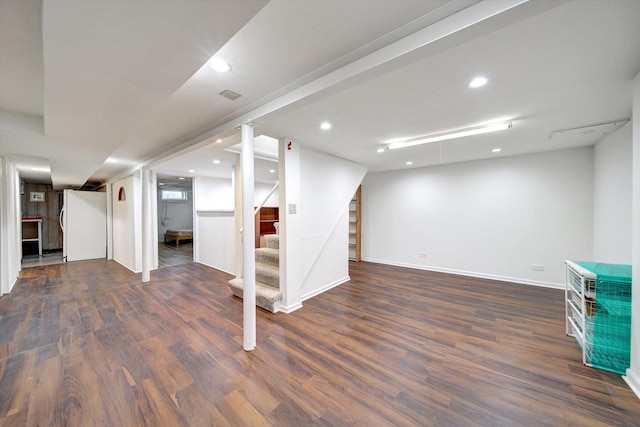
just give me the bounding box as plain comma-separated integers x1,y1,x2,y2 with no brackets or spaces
62,190,107,262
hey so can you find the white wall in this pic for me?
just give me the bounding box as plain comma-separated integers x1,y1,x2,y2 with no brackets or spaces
0,155,21,295
298,147,368,300
157,190,193,241
255,181,279,208
363,147,594,287
593,123,632,263
111,173,141,273
624,72,640,399
193,176,236,274
192,175,280,275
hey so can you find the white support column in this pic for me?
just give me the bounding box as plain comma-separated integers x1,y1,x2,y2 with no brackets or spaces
241,124,256,351
141,168,154,282
233,161,243,278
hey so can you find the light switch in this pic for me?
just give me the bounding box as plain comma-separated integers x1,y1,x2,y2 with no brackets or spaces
288,204,297,214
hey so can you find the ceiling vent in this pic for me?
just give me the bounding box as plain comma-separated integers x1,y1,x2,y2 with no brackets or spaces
549,119,629,143
219,89,242,101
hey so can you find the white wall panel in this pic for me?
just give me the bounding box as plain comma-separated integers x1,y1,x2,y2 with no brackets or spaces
363,147,594,287
593,123,632,263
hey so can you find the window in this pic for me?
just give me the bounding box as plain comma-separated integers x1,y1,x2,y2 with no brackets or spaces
160,190,187,201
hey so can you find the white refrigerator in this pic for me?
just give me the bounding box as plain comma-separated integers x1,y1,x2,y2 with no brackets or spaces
60,190,107,262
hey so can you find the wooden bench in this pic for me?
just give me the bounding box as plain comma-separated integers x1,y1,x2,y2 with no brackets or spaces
164,230,193,247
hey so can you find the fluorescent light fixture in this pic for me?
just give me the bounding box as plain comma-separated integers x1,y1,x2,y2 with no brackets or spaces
387,121,512,150
469,76,488,88
210,57,231,73
320,121,332,130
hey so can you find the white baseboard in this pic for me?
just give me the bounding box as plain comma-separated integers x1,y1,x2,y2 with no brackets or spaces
362,257,563,289
194,261,234,276
279,302,303,313
302,276,351,302
4,276,17,295
624,369,640,400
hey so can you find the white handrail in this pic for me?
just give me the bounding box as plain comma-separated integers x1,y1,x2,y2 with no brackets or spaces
254,181,279,215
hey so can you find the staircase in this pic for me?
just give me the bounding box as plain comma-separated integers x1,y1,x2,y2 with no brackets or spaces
228,234,282,313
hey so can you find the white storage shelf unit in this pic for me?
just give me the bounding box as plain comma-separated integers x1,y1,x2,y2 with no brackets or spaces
565,260,632,375
565,260,596,366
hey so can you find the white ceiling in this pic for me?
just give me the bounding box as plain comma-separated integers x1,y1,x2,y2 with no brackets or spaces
1,0,639,189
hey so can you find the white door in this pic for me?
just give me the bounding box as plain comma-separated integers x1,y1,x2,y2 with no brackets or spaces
62,190,107,262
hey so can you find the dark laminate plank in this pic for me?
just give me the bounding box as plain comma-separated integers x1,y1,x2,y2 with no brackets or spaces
0,259,639,426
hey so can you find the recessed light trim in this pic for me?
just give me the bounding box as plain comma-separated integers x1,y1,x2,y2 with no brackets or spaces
387,121,512,150
320,122,332,130
469,76,488,88
210,57,231,73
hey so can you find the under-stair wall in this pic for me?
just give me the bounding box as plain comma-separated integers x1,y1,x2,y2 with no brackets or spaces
279,140,368,310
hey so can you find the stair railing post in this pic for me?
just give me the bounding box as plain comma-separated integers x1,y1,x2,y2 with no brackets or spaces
241,123,256,351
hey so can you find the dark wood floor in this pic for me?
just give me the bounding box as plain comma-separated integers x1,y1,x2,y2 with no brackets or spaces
1,260,639,426
158,242,193,268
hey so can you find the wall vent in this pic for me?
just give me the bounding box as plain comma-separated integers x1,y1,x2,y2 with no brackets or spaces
219,89,242,101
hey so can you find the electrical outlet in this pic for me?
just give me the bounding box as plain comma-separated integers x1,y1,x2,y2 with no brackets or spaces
288,204,297,214
418,252,427,259
532,264,544,271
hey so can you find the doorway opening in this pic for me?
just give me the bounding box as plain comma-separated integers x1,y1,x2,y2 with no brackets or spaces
157,175,194,268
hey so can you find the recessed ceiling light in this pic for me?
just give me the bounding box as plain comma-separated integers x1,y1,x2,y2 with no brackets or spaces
320,122,332,130
269,169,275,173
189,169,195,173
215,139,223,143
213,159,221,164
406,161,413,166
159,183,165,186
178,177,185,180
469,76,488,88
210,57,231,73
492,148,502,153
377,148,385,153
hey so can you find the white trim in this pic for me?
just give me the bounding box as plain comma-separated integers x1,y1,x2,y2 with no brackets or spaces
362,257,564,290
624,369,640,400
302,276,351,301
279,302,303,314
194,261,234,276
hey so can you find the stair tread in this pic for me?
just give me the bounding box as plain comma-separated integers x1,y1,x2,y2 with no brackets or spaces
256,247,279,256
256,263,278,273
229,277,278,288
